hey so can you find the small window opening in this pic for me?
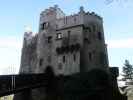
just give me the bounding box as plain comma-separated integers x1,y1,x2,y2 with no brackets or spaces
63,55,65,63
68,31,71,37
98,32,102,40
89,52,92,61
68,31,71,41
39,58,43,66
41,23,45,30
48,36,52,43
57,33,62,39
41,22,48,30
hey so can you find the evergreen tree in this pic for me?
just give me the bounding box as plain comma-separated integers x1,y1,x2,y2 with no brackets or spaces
122,60,133,81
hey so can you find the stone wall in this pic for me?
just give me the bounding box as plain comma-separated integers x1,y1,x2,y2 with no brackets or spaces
14,6,110,100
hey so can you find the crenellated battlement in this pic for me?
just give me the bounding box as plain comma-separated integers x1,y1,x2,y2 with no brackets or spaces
40,5,65,16
54,8,102,30
87,12,102,20
55,6,102,20
39,5,102,31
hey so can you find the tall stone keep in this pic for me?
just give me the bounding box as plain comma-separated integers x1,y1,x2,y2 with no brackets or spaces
13,5,111,100
20,5,109,76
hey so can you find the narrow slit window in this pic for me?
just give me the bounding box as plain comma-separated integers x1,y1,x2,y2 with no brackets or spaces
39,58,43,66
89,52,92,61
98,32,102,40
63,55,65,63
68,31,71,37
41,23,45,30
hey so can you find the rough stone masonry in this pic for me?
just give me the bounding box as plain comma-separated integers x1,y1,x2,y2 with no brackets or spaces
20,5,108,75
14,5,126,100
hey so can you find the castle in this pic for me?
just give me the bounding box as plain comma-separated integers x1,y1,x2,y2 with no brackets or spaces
20,5,109,75
13,5,128,100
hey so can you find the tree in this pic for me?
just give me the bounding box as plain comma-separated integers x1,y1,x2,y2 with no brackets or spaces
122,60,133,81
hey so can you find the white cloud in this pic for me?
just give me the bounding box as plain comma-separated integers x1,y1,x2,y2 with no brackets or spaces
106,38,133,49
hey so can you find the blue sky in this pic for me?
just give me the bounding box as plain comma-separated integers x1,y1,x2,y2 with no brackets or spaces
0,0,133,74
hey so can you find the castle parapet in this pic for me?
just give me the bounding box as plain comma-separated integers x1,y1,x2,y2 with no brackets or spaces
55,6,102,30
24,31,38,45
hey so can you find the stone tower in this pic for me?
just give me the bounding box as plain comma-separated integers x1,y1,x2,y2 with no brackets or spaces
15,5,109,100
19,5,109,75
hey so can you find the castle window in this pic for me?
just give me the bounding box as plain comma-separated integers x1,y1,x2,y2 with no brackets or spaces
73,54,76,62
98,32,102,40
47,36,52,43
89,52,92,61
57,33,62,39
39,58,43,66
68,31,71,38
41,22,49,30
68,30,71,34
63,55,65,63
41,23,45,30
